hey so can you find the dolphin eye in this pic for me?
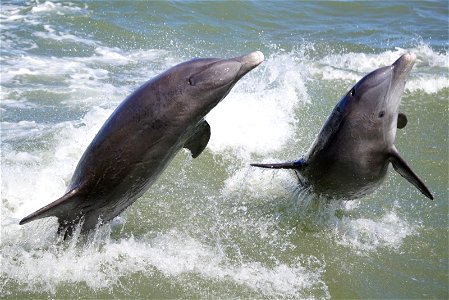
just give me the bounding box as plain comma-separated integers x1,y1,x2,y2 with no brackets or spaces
188,77,195,86
378,111,385,118
350,88,355,97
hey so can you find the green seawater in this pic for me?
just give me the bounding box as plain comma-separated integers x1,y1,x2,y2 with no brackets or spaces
1,1,448,299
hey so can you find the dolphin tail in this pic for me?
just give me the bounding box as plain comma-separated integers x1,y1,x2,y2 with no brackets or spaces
250,159,305,170
389,146,433,200
19,187,82,226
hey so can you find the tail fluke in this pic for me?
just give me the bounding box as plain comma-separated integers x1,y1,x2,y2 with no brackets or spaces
19,188,82,225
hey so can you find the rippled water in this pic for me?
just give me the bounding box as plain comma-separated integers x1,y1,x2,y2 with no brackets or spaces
1,1,448,298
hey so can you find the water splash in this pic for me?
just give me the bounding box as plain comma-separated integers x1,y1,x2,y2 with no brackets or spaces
1,3,445,296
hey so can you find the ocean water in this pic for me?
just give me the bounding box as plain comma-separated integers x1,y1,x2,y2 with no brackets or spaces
1,1,448,299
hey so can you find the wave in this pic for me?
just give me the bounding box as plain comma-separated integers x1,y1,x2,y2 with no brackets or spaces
0,228,328,298
1,3,446,297
223,166,417,251
30,1,87,14
311,43,448,94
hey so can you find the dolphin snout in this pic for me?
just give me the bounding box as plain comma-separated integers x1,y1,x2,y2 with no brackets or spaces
240,51,265,66
234,51,265,73
402,52,417,64
232,51,264,80
393,52,416,77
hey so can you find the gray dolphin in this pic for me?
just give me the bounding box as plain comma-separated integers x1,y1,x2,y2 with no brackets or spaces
20,51,265,236
251,53,433,200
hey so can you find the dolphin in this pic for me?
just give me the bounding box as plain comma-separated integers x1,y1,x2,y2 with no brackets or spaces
251,53,433,200
20,51,265,236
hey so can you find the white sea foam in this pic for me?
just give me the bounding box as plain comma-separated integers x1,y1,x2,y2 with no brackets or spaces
407,76,449,94
30,1,86,15
335,210,417,253
0,4,27,23
313,44,449,94
222,165,296,200
33,28,98,47
1,45,172,108
1,15,443,296
207,53,310,159
223,166,417,254
1,121,45,142
0,1,86,29
2,107,112,221
0,228,328,297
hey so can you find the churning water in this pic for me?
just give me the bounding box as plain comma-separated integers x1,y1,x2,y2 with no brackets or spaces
1,1,448,298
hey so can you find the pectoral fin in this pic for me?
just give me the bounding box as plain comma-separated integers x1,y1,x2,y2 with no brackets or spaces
397,112,408,129
184,120,211,158
389,146,433,200
251,158,306,170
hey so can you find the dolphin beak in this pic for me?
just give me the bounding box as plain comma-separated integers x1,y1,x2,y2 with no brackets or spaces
233,51,265,78
384,52,416,126
392,52,416,80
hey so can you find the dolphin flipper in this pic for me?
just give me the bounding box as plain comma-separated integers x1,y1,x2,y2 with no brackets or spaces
251,159,306,170
389,146,433,200
184,120,211,158
397,112,408,129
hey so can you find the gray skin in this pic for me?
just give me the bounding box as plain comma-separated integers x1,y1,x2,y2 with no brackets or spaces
252,53,433,200
20,51,265,237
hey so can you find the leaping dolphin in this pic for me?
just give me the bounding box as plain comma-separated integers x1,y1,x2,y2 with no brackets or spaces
20,51,265,237
251,53,433,200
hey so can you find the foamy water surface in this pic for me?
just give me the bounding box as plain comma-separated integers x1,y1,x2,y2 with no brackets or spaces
1,1,448,299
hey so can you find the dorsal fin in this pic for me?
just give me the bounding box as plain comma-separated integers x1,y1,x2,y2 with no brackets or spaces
19,187,82,225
